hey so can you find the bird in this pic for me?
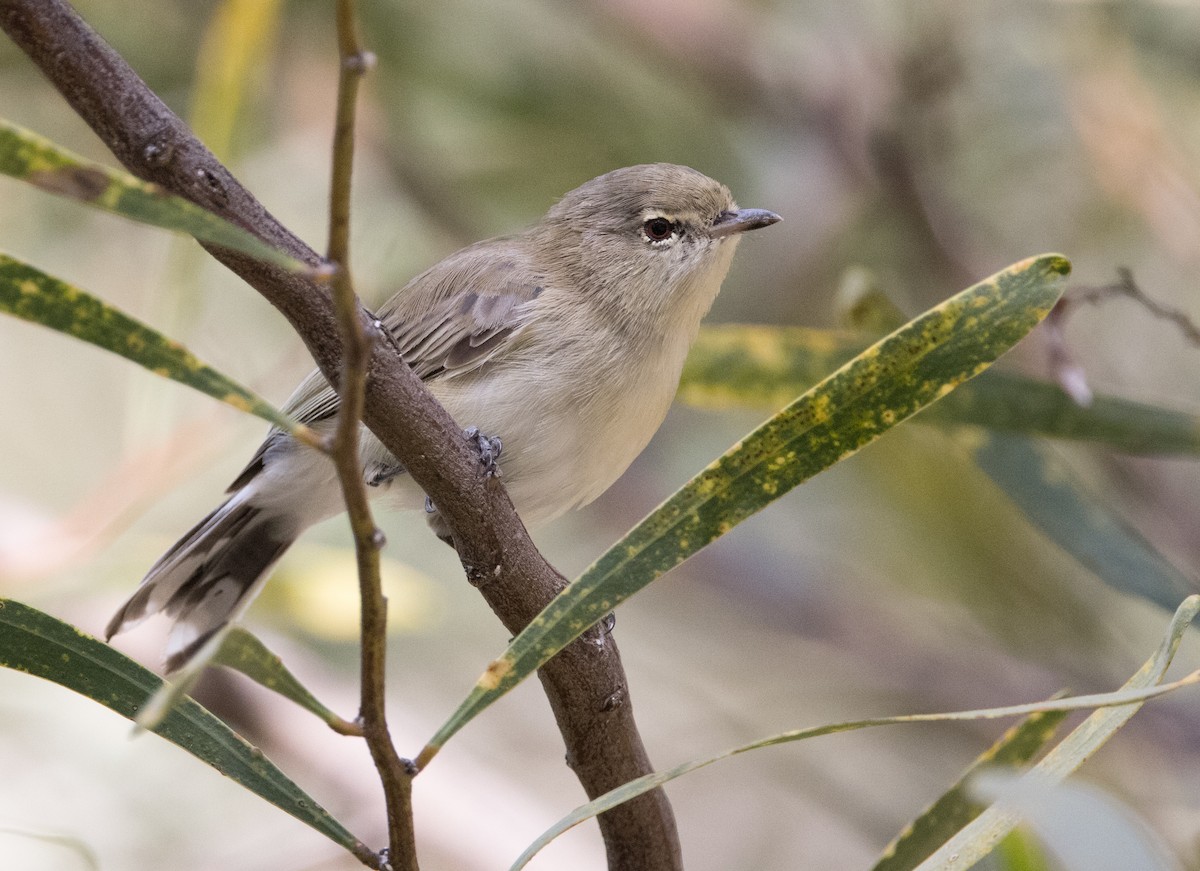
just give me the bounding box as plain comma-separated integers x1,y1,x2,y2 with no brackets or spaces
105,163,781,671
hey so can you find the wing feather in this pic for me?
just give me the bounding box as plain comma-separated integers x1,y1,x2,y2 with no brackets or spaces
228,239,545,489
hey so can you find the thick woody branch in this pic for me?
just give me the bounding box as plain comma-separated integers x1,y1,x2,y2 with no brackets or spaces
0,2,680,867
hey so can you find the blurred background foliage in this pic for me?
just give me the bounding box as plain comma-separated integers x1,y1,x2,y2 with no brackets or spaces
1,1,1199,869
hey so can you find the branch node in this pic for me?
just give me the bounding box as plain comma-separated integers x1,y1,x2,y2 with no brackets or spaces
600,688,626,713
314,260,338,284
344,50,377,73
141,138,174,167
193,166,229,205
464,562,495,587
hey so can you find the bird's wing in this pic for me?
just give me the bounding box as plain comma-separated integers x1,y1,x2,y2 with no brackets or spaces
228,239,546,491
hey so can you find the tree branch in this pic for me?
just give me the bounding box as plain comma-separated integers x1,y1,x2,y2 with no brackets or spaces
0,2,681,867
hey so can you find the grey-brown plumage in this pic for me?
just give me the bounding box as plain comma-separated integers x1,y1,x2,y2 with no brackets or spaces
106,164,780,671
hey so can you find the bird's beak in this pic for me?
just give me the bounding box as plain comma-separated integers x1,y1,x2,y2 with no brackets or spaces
709,208,782,239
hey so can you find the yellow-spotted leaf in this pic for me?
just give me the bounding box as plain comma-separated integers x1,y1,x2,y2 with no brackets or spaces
0,599,374,862
681,327,1200,455
0,254,315,442
683,326,1200,612
508,596,1200,871
0,118,307,271
420,254,1070,762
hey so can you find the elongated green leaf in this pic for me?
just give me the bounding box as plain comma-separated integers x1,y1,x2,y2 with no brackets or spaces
679,324,858,411
684,325,1199,614
0,119,307,271
0,599,373,862
423,254,1070,761
914,595,1200,870
0,254,314,441
509,597,1200,871
682,327,1200,455
970,433,1195,610
214,628,358,732
872,707,1068,871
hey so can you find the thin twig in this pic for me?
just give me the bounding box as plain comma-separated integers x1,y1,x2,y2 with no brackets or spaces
1072,267,1200,348
1046,268,1200,407
324,2,416,869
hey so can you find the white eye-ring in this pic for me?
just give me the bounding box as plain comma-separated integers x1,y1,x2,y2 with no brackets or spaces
641,216,679,246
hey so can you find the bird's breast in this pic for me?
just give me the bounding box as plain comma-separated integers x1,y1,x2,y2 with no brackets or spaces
427,318,691,526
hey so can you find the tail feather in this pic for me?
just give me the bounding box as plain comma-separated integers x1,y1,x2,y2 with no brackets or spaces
107,494,295,672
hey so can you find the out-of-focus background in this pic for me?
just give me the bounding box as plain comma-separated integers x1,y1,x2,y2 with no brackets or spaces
2,1,1199,869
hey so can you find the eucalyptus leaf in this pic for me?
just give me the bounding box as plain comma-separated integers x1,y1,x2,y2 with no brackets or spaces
422,254,1070,761
0,118,307,271
681,327,1200,455
0,253,315,441
214,628,358,732
0,599,373,861
968,433,1195,611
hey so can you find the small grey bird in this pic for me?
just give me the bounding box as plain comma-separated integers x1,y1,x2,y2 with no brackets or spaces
106,163,780,671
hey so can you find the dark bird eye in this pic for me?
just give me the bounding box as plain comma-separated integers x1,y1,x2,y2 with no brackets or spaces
642,217,676,242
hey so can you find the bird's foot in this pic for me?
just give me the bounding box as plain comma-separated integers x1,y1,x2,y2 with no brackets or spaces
463,426,503,478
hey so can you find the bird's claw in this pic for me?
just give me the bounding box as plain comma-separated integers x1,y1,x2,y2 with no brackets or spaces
424,427,503,518
463,426,503,478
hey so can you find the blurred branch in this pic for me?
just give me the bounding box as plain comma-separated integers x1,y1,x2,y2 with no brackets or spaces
1047,267,1200,407
0,0,681,866
324,2,417,868
1071,267,1200,348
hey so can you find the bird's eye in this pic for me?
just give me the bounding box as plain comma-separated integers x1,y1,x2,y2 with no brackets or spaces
642,217,676,243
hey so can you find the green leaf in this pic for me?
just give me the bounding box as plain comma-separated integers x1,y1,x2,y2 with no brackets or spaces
0,118,307,271
214,628,359,733
682,324,1200,613
0,254,315,441
678,324,860,411
681,327,1200,455
507,596,1200,871
423,254,1070,761
969,433,1195,612
0,599,374,862
871,706,1068,871
914,595,1200,870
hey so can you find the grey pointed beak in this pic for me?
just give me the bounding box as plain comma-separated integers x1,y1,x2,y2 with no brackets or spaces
709,208,782,239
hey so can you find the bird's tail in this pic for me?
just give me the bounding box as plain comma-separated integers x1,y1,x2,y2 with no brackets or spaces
106,491,296,672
